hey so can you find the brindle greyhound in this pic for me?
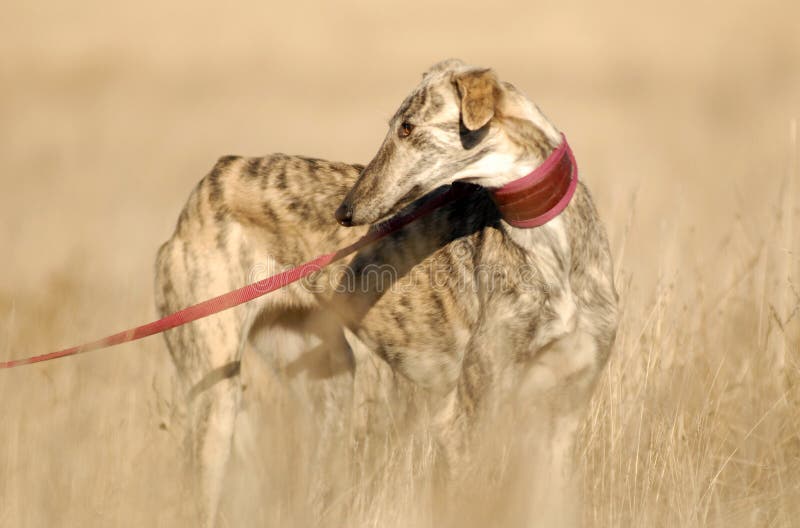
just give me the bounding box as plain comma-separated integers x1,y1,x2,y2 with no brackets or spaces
155,59,617,526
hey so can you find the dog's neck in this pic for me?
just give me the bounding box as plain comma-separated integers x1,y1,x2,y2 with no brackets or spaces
489,133,578,229
458,92,577,229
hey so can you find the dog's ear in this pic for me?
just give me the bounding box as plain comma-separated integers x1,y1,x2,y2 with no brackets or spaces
454,68,500,131
422,58,466,79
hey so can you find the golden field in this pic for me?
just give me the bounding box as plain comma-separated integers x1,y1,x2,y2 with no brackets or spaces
1,0,798,526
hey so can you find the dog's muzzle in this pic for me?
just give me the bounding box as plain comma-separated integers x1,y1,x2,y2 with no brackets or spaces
334,202,355,227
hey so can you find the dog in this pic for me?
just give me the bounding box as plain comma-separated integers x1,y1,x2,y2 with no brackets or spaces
154,59,618,526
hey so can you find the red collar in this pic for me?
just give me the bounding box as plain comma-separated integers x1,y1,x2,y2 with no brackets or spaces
490,133,578,228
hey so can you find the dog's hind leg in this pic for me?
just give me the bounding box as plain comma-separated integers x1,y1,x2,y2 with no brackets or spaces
154,228,257,527
186,349,245,528
153,153,360,525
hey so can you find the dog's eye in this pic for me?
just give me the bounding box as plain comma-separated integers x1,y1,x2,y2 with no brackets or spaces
398,122,415,138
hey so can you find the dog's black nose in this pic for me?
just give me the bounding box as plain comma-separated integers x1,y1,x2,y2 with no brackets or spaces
335,203,354,227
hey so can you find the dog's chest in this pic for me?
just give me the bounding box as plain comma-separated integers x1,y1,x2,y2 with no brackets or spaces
349,218,576,392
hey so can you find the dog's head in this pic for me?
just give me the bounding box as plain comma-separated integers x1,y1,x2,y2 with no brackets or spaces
335,59,562,226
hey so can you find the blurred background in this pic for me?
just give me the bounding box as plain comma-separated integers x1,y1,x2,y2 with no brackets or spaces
1,0,798,526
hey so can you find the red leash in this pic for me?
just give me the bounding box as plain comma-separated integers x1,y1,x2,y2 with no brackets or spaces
0,135,577,370
0,186,465,370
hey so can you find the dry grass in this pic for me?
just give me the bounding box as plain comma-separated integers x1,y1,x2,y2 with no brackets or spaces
1,0,799,526
582,152,800,527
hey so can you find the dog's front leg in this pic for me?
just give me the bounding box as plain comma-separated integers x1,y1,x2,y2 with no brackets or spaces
428,341,491,525
514,329,603,527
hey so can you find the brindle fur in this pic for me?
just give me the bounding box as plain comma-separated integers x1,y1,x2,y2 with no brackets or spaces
155,59,617,526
